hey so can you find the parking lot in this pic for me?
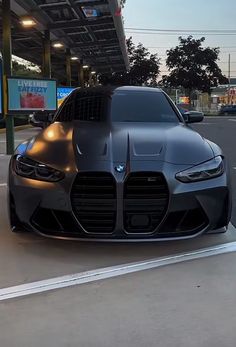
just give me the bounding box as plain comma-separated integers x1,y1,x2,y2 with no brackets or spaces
1,117,236,346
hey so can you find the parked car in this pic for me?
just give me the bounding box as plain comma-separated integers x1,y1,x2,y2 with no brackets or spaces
29,111,53,128
177,106,189,115
8,86,231,241
218,104,236,115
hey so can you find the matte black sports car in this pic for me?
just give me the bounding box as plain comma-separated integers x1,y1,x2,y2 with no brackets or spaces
8,86,231,241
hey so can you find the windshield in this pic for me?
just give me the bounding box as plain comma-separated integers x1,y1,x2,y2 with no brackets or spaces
111,91,179,123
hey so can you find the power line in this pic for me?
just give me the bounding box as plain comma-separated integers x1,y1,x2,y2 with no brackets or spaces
126,31,236,36
147,50,236,56
146,46,236,49
125,28,236,37
125,27,236,33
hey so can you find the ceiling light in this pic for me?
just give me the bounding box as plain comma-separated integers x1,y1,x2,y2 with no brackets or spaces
91,71,96,75
20,17,36,27
52,42,64,48
83,65,89,69
71,56,79,61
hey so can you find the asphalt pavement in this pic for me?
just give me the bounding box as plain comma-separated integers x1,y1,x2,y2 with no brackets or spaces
192,116,236,226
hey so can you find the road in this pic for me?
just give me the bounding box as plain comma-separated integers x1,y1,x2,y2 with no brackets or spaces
192,116,236,226
1,119,236,347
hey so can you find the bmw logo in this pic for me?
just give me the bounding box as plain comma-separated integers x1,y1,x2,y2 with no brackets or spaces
115,164,125,173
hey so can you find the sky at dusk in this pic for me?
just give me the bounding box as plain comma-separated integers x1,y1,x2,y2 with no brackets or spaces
123,0,236,77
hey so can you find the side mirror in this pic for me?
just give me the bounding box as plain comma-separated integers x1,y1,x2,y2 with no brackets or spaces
184,111,204,123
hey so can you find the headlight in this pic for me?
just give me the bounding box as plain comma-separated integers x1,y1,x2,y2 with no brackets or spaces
176,156,224,183
13,155,64,182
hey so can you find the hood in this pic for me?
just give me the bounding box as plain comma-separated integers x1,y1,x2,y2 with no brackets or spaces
73,122,214,166
21,122,214,170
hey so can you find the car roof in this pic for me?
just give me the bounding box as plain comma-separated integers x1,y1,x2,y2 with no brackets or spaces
114,86,163,93
71,85,163,97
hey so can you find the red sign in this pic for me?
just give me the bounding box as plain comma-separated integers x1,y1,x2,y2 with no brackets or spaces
179,96,190,104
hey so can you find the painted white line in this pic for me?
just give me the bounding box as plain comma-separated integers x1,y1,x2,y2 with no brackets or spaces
196,122,216,125
0,183,7,187
1,241,236,301
0,140,22,143
204,117,226,119
228,119,236,122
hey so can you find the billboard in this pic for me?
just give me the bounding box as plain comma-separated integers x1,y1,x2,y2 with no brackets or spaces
57,87,74,107
81,7,100,18
7,77,57,113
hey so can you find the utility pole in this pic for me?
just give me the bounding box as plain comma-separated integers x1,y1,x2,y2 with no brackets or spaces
175,89,178,104
228,54,231,104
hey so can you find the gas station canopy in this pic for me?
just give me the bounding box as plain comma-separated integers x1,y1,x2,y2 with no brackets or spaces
0,0,129,83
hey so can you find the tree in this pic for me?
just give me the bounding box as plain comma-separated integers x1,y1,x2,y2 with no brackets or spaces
161,36,228,100
12,60,41,78
99,37,161,86
120,0,126,8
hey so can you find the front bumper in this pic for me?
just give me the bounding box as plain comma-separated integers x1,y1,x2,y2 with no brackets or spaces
8,161,231,241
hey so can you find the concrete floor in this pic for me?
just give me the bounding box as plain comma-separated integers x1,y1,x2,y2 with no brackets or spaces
1,121,236,346
1,253,236,347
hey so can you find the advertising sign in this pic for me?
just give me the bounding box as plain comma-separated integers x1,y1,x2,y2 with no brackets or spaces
7,77,57,113
228,87,236,95
57,87,74,107
81,7,100,17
